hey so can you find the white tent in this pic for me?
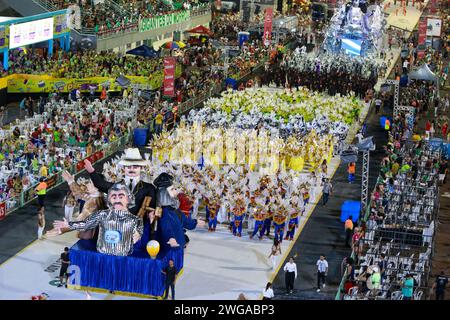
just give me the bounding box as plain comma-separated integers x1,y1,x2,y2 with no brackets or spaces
408,64,438,83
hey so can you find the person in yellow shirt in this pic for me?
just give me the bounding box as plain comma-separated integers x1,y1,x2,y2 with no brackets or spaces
35,177,48,210
154,112,164,135
40,165,48,178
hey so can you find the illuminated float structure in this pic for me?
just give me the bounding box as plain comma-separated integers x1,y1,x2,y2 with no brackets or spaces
322,0,386,57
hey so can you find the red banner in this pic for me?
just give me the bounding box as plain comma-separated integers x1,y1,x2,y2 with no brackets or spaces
418,18,427,45
163,57,176,97
430,0,437,13
0,202,5,220
263,8,273,47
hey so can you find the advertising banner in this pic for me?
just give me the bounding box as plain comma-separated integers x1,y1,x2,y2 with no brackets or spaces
426,18,442,37
0,202,5,220
9,18,54,49
418,18,427,45
163,57,176,97
4,65,181,93
430,0,437,13
417,18,427,59
139,10,190,33
0,26,9,50
263,8,273,46
53,13,70,36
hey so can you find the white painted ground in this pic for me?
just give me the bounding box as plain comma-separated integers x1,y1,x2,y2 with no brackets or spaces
383,0,429,32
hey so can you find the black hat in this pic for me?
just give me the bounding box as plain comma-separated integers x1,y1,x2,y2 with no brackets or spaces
153,172,174,188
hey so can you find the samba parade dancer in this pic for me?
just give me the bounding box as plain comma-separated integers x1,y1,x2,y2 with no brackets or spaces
273,206,288,243
205,197,220,232
261,200,273,238
249,205,267,240
231,197,246,237
285,205,300,241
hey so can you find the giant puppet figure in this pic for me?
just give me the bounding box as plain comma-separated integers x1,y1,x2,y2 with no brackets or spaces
83,148,162,254
153,172,199,254
52,183,143,256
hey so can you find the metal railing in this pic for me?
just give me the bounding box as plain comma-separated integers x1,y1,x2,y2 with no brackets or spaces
32,0,58,11
335,142,441,300
3,132,132,217
96,23,139,39
95,3,211,39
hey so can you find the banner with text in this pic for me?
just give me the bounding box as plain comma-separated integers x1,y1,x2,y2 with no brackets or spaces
139,10,190,33
163,57,176,96
4,65,181,93
418,18,427,45
54,13,70,36
417,18,427,59
0,202,5,220
430,0,437,13
263,8,273,46
0,25,9,50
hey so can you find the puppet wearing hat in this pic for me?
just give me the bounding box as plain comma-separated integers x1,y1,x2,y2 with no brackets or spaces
154,172,198,253
84,148,157,256
52,183,143,257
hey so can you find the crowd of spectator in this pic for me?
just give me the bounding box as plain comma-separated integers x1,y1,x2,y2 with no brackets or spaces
0,49,165,78
0,96,135,208
48,0,207,34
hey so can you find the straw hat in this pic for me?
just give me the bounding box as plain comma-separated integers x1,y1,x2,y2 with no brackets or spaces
118,148,148,166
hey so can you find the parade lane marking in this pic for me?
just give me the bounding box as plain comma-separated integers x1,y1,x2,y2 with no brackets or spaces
260,158,341,299
0,239,38,267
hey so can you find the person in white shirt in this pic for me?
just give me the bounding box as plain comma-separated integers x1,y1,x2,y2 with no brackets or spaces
283,257,297,294
316,255,329,292
37,208,45,240
262,282,274,300
75,88,81,100
402,59,409,73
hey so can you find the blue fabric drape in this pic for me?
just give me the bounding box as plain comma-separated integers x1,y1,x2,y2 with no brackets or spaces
69,240,183,297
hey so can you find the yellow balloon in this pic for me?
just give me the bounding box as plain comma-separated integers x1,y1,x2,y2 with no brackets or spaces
146,240,160,259
289,156,304,172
